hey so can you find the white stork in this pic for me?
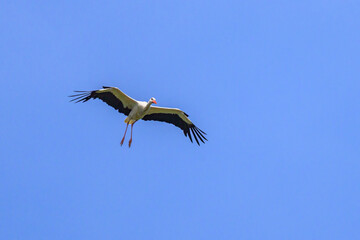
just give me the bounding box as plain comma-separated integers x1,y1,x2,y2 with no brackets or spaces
69,86,207,147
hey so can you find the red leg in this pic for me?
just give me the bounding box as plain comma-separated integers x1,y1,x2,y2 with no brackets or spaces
129,122,135,147
120,123,129,146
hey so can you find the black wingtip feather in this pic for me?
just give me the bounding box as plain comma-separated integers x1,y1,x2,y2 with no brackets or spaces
69,96,85,102
190,128,200,145
193,128,205,143
187,128,193,143
68,91,93,103
196,127,207,135
194,127,208,141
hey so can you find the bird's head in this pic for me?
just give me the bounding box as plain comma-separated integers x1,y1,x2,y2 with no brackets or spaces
150,97,157,104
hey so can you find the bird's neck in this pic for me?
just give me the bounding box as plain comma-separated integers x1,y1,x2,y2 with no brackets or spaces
144,101,152,112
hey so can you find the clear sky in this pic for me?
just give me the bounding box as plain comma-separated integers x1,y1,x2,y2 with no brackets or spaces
1,0,359,239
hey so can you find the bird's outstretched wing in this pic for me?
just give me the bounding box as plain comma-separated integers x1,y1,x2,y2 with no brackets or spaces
142,106,207,145
69,86,137,116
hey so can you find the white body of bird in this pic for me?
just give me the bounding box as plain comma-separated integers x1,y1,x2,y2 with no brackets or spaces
125,99,154,124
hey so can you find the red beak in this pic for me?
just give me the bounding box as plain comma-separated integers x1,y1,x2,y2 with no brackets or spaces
153,100,157,104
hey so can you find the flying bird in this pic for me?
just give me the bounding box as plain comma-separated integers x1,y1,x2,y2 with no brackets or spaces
69,86,207,147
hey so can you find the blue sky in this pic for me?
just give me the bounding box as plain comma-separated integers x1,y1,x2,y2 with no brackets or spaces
1,0,359,239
